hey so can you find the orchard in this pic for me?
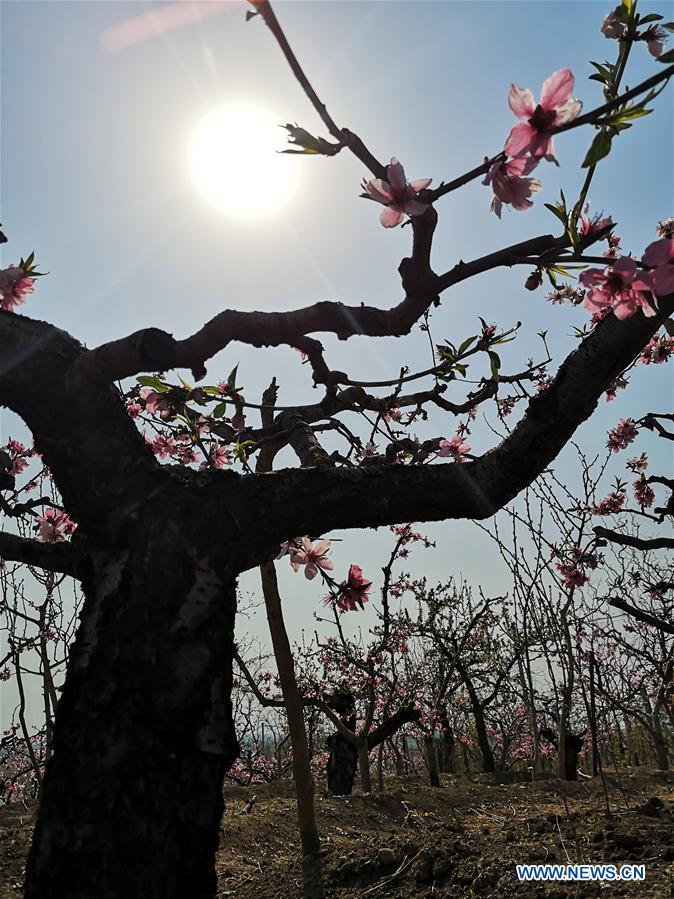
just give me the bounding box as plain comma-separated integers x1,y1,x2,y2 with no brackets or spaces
1,1,673,897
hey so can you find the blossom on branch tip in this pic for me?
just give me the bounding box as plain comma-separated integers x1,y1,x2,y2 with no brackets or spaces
0,266,35,313
362,158,431,228
290,537,333,579
482,156,542,217
606,418,638,453
601,9,627,40
332,564,372,612
505,68,582,164
35,508,77,543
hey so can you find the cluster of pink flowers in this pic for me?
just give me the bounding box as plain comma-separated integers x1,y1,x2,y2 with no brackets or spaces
581,237,674,322
35,507,78,543
602,7,668,57
0,265,35,313
547,284,585,306
604,375,628,402
437,435,471,463
362,158,432,228
555,546,598,588
593,490,626,515
639,333,674,365
484,68,582,216
633,477,655,508
626,452,648,473
2,439,35,476
606,417,638,453
390,523,435,549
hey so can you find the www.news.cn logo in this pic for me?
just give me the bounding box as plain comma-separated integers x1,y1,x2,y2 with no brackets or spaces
516,863,646,882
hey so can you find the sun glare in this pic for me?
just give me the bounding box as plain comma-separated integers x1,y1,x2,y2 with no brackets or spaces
188,103,299,218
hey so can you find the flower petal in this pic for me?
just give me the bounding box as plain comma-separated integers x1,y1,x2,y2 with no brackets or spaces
504,123,537,157
409,178,432,192
379,206,404,228
652,265,674,297
554,98,582,125
643,238,674,268
508,84,535,118
540,68,574,110
365,179,393,205
386,158,406,193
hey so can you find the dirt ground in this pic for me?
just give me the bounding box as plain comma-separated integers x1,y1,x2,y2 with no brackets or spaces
1,769,673,897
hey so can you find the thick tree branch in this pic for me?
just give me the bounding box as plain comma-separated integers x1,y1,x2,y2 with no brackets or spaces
367,705,421,750
0,530,78,576
71,232,571,387
218,292,674,569
593,527,674,550
607,596,674,636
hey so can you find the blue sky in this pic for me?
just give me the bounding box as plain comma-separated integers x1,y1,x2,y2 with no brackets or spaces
1,1,673,722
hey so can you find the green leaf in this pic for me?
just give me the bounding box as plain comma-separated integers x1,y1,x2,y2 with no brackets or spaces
212,402,227,418
227,365,238,391
457,336,478,356
137,376,168,391
488,351,501,383
283,124,341,157
639,12,663,24
582,130,613,168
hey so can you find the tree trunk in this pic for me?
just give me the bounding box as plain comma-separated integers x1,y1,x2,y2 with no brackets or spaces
357,738,372,793
424,734,441,787
652,722,670,772
261,562,324,898
25,540,239,899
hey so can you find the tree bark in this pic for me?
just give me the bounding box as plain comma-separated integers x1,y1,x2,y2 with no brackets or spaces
357,738,372,793
424,734,441,787
25,534,238,899
261,561,323,898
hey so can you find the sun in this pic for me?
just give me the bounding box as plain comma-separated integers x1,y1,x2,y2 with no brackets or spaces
188,103,299,219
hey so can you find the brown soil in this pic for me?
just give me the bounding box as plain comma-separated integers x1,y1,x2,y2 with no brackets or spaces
2,769,673,897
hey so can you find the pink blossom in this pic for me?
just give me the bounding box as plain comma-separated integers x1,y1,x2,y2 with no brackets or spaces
601,10,627,40
0,266,35,313
482,156,542,217
333,564,372,612
641,25,668,58
126,400,142,418
437,436,470,463
35,508,77,543
363,158,432,228
593,491,626,515
633,478,655,508
290,537,333,580
626,452,648,473
604,376,627,402
639,333,674,364
580,258,655,320
210,444,231,469
505,68,582,163
139,387,169,417
656,218,674,239
149,434,176,459
642,238,674,298
555,546,597,588
606,418,638,453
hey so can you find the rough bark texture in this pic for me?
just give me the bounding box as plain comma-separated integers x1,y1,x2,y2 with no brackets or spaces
325,693,358,797
25,499,239,899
